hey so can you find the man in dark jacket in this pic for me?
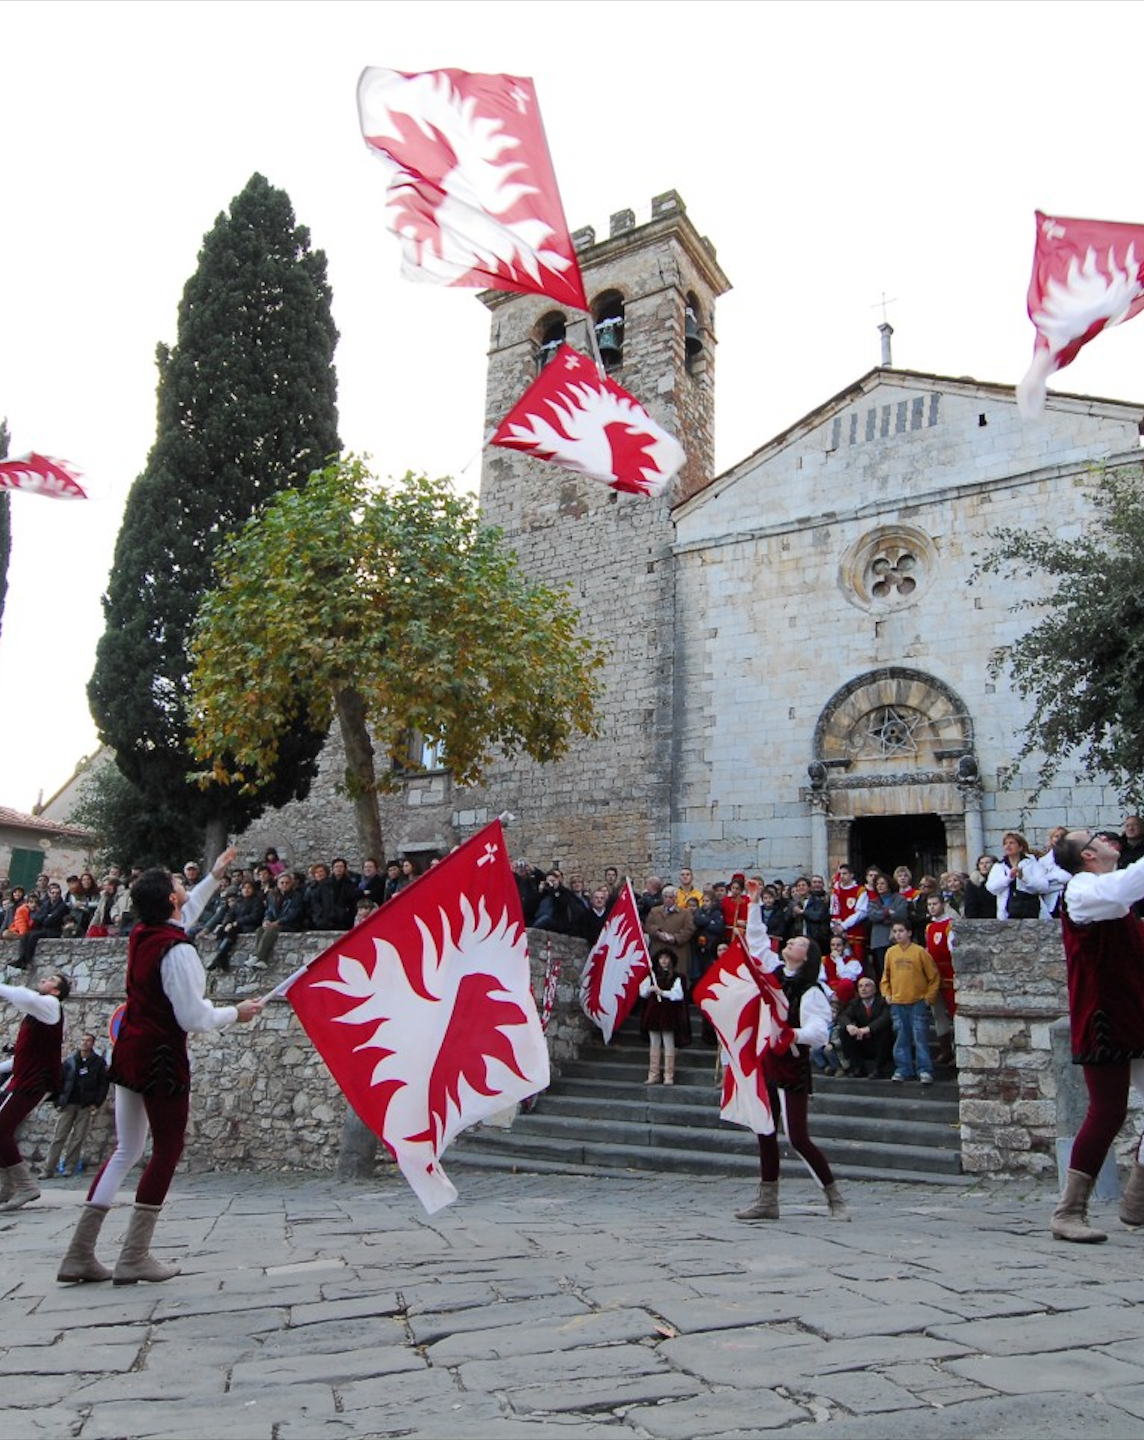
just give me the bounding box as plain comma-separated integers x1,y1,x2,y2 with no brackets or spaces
41,1033,110,1178
837,977,894,1077
254,872,307,967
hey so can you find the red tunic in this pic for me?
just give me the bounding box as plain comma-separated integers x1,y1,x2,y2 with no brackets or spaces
1060,896,1144,1064
110,922,192,1096
925,916,956,1017
11,1007,63,1097
831,882,868,963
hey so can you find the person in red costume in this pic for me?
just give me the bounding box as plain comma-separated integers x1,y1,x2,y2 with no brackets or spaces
924,893,956,1067
0,971,70,1211
721,873,750,947
830,864,868,969
1049,828,1144,1243
56,847,264,1286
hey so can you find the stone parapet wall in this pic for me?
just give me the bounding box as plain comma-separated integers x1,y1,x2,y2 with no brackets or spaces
0,929,595,1181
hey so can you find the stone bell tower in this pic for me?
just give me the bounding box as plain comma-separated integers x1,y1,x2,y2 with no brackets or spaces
474,191,731,877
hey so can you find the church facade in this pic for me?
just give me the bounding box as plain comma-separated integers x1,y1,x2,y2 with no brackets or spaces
240,193,1144,884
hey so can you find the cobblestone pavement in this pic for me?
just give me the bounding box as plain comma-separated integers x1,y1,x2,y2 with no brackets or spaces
2,1166,1144,1438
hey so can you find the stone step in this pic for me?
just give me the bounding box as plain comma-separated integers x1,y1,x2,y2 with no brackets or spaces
449,1125,972,1185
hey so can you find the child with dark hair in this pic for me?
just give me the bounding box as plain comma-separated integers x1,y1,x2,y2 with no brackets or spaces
639,948,691,1085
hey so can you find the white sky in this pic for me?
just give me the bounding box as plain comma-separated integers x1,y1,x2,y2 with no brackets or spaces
2,0,1142,813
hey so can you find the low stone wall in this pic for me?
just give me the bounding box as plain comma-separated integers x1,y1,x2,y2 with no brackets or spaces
0,928,594,1180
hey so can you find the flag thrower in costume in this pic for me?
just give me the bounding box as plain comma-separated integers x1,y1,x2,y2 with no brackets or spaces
490,344,687,496
281,820,549,1214
357,67,588,311
1017,210,1144,418
0,453,87,499
693,935,795,1137
579,880,651,1043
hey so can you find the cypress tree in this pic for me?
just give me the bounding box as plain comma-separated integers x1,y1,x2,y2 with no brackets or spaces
89,174,340,859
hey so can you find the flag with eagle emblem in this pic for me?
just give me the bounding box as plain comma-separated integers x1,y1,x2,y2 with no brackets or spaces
357,67,588,311
283,820,549,1213
491,344,686,496
578,880,650,1043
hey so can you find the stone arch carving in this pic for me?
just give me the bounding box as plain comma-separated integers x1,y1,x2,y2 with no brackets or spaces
813,668,973,771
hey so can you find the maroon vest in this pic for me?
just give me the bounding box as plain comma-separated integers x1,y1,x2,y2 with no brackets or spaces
1061,895,1144,1064
110,922,191,1095
12,1005,63,1097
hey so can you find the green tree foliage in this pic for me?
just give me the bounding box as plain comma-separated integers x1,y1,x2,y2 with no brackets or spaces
88,174,340,859
977,462,1144,806
187,458,607,858
0,419,9,641
69,758,202,871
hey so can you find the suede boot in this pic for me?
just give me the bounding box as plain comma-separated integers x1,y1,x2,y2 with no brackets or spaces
735,1181,779,1221
113,1203,180,1285
663,1054,676,1086
0,1162,41,1212
0,1166,13,1206
1051,1168,1107,1243
646,1051,661,1084
824,1182,851,1221
57,1204,112,1283
1120,1161,1144,1231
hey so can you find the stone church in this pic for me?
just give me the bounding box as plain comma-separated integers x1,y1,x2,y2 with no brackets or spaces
243,191,1144,885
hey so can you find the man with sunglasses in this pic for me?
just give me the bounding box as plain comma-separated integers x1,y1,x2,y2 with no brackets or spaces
1049,826,1144,1242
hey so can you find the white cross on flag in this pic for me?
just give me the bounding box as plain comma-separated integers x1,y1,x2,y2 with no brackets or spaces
0,453,87,500
693,936,791,1137
490,344,687,496
283,819,549,1213
357,67,588,311
579,880,650,1043
1017,210,1144,417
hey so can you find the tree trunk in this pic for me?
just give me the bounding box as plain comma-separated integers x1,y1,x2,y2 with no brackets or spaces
334,685,385,861
203,815,229,871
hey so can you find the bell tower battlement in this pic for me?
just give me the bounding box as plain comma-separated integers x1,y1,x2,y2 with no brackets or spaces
471,193,731,877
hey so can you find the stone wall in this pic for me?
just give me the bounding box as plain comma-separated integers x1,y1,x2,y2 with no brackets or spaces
0,930,594,1181
953,917,1143,1176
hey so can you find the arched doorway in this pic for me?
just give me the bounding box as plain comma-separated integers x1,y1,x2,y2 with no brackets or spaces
849,813,947,881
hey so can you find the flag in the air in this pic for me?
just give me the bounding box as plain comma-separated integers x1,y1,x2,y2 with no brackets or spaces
357,67,588,311
283,820,549,1214
0,453,87,500
693,935,791,1136
579,880,650,1043
1017,210,1144,417
490,344,687,496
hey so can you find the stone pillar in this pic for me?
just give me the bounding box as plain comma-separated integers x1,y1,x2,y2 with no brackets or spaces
809,792,830,878
957,769,985,864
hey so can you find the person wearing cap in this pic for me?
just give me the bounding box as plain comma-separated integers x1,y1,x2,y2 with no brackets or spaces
1047,827,1144,1242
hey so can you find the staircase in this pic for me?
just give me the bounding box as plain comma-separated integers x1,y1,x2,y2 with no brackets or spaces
451,1015,967,1185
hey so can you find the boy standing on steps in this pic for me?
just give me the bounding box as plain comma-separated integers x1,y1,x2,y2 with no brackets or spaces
879,921,940,1085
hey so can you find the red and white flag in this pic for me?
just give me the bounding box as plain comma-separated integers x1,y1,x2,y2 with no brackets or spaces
283,820,548,1214
579,880,650,1043
357,67,588,311
693,936,791,1136
0,453,87,500
490,344,686,496
1018,210,1144,417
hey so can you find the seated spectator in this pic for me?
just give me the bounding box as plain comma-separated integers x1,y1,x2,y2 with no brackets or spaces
534,870,578,935
253,871,306,968
810,990,846,1077
14,881,69,971
986,833,1049,919
837,976,894,1077
354,895,377,925
358,858,387,906
86,876,130,938
327,858,360,930
575,886,614,946
263,847,286,878
824,933,862,1006
963,853,999,918
568,875,591,912
2,887,32,939
61,876,89,938
513,859,543,925
208,880,265,972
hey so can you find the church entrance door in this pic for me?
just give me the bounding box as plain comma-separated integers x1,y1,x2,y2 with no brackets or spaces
849,814,947,882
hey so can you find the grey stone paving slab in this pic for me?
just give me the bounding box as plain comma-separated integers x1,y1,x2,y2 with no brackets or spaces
778,1391,1144,1437
660,1327,974,1387
929,1308,1144,1356
288,1290,405,1326
150,1305,287,1340
336,1366,465,1412
0,1340,142,1375
651,1293,807,1334
796,1298,956,1339
507,1368,700,1414
457,1340,673,1393
945,1349,1144,1395
426,1305,658,1364
408,1291,588,1344
622,1388,809,1437
80,1400,273,1440
787,1368,928,1414
1103,1384,1144,1421
229,1344,425,1389
68,1365,231,1405
257,1315,408,1357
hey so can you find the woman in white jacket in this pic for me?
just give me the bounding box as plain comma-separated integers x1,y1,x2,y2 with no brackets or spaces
986,832,1050,919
